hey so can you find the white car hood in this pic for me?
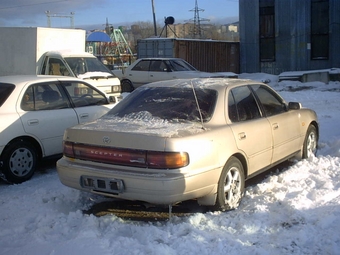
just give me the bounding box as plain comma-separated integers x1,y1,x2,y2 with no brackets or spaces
77,72,114,79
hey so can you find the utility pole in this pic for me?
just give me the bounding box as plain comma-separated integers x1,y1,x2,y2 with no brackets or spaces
151,0,157,36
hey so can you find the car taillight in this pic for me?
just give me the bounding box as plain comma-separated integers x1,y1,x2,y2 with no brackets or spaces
63,141,189,169
147,151,189,169
63,141,75,158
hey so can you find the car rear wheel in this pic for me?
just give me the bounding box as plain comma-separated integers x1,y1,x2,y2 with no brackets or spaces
214,156,245,211
1,140,37,184
303,125,318,158
121,80,134,93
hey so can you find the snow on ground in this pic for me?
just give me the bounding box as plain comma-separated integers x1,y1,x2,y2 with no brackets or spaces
1,74,340,255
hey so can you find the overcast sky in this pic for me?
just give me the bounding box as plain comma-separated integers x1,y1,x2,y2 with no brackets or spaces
0,0,239,30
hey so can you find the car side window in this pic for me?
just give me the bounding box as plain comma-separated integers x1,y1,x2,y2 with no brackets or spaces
48,58,70,76
251,85,286,117
149,60,163,72
167,59,192,71
0,83,15,107
62,82,108,107
22,83,71,111
21,86,35,111
131,60,150,71
228,86,262,122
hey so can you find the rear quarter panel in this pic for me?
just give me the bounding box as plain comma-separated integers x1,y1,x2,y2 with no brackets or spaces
164,125,240,174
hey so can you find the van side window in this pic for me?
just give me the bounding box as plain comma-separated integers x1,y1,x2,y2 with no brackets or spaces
48,58,69,76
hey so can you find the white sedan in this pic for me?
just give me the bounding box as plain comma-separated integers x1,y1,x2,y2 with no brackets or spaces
0,75,117,184
113,58,238,92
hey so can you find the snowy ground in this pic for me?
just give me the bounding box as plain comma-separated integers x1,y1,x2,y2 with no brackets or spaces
0,73,339,255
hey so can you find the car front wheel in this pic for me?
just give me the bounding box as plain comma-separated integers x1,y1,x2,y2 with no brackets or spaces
1,140,37,184
214,156,245,211
303,125,318,159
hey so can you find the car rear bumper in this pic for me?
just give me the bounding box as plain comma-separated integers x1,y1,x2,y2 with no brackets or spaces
57,157,221,205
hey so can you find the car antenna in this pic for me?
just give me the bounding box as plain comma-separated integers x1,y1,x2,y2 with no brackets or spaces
190,80,206,130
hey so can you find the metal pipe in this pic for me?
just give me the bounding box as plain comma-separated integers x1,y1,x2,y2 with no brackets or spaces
151,0,157,36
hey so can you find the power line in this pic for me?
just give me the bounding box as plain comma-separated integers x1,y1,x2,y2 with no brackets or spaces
0,0,67,10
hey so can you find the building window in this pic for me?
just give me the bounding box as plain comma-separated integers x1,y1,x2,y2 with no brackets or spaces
259,2,275,62
311,0,329,60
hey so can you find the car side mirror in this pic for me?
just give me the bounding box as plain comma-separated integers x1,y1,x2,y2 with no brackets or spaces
109,96,116,104
288,102,301,110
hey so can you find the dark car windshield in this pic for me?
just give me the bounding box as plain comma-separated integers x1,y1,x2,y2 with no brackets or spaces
107,87,217,123
0,83,15,107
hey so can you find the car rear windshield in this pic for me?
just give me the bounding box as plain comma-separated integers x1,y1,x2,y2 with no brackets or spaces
108,87,217,123
0,83,15,107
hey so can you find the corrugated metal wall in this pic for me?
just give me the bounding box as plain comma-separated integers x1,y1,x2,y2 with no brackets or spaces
137,38,240,73
239,0,340,74
175,40,240,73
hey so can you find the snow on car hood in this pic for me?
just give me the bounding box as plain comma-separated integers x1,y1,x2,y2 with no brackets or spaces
77,112,207,138
77,72,114,79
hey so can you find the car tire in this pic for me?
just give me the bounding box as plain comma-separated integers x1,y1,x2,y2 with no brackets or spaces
302,125,318,159
1,140,37,184
121,80,134,93
214,156,245,211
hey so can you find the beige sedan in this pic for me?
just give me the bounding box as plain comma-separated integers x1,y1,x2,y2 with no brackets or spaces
57,78,318,211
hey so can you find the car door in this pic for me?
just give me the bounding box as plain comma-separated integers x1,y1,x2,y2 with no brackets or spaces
40,56,72,76
61,81,112,124
148,60,174,83
228,86,273,175
18,82,79,156
251,85,303,163
128,60,151,87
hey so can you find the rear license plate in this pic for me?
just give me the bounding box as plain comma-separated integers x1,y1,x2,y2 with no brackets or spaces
81,176,124,193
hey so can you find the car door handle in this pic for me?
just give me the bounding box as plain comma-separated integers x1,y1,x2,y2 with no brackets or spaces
27,119,39,125
272,123,279,130
238,132,246,140
79,113,89,119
